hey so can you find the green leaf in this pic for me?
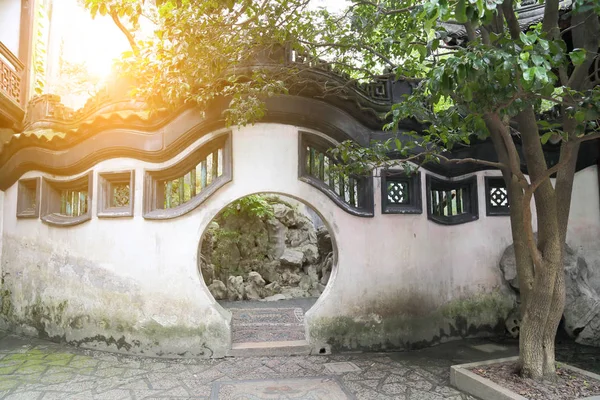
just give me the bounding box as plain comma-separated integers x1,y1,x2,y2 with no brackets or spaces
395,138,402,151
569,48,587,66
540,131,554,145
531,54,544,66
534,67,548,83
523,68,535,81
520,32,532,45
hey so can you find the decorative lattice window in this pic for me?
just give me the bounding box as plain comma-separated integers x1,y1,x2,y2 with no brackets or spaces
381,170,422,214
98,171,135,218
17,178,41,218
299,132,373,217
485,177,510,216
41,172,93,226
144,134,232,219
426,175,478,225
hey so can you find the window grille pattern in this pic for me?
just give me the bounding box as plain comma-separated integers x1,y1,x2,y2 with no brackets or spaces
98,171,135,218
144,134,232,220
304,146,360,208
387,181,409,204
430,188,467,217
426,175,478,225
162,149,223,209
381,170,422,214
299,132,373,217
60,189,88,217
112,184,130,207
490,187,508,207
0,59,21,103
485,177,510,216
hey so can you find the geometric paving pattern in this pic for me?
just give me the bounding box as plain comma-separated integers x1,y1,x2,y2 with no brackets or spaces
324,362,362,374
0,331,478,399
231,308,306,344
210,377,351,399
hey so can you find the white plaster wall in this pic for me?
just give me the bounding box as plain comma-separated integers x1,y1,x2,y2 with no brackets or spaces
1,123,599,354
566,165,600,289
0,0,21,57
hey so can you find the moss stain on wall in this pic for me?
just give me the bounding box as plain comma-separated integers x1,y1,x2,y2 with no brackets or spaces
309,291,514,352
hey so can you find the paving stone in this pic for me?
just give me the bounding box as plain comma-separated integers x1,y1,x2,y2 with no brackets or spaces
408,389,447,399
3,391,43,400
92,388,133,399
323,361,361,374
380,382,408,395
470,343,509,353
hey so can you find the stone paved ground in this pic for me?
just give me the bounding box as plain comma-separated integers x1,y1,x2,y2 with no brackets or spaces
0,331,597,400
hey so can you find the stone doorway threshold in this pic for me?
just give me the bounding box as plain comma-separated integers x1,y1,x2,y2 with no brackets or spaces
219,298,317,357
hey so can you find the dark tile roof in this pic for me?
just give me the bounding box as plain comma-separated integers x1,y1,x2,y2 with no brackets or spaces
443,0,573,38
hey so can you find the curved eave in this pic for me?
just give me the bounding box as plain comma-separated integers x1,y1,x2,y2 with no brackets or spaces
0,95,388,190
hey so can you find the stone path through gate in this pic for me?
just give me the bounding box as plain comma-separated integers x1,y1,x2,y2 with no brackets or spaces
222,298,316,356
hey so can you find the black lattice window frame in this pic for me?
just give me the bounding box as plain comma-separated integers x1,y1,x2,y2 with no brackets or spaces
381,170,422,215
298,131,374,218
98,170,135,218
426,174,479,225
485,176,510,216
16,177,41,219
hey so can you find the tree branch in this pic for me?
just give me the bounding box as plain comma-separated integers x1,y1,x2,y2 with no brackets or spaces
436,154,506,169
575,131,600,143
110,11,139,55
502,0,521,40
542,0,560,39
567,8,600,90
464,22,476,42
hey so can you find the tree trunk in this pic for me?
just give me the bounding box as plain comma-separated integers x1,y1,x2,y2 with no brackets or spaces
518,230,564,379
543,268,566,378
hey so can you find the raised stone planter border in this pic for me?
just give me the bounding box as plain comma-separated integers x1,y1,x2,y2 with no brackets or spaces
450,356,600,400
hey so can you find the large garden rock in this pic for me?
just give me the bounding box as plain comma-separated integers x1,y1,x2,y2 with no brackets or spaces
256,260,280,284
273,203,296,226
264,282,281,297
281,270,302,285
280,249,304,268
286,229,312,248
500,239,600,346
505,306,521,338
227,276,245,301
301,244,319,265
266,219,287,259
499,244,520,291
563,249,600,346
317,226,332,256
208,280,227,300
244,272,266,300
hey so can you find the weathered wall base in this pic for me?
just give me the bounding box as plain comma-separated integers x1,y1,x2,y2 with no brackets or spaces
308,291,515,352
0,235,231,358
